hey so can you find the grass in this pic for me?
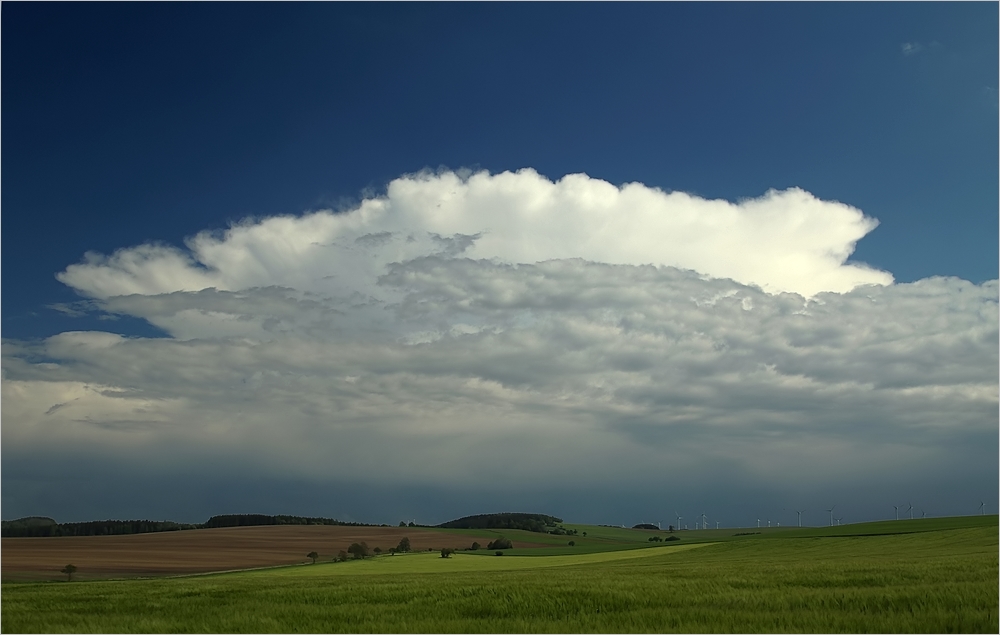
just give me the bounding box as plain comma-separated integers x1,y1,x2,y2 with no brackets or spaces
2,517,996,633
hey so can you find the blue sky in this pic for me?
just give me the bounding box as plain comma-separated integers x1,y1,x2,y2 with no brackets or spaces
2,3,997,526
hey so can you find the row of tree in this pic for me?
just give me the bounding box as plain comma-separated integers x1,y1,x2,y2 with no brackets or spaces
305,534,519,564
2,514,373,538
1,517,199,538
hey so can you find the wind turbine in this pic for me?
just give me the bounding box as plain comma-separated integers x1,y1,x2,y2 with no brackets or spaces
920,509,926,519
795,509,806,527
893,505,900,521
826,505,836,527
716,521,720,530
978,501,985,515
756,518,760,528
674,511,682,529
833,516,842,526
701,513,707,530
906,503,913,520
767,519,771,528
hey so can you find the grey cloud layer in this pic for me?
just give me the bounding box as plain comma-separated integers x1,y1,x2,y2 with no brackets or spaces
4,260,995,493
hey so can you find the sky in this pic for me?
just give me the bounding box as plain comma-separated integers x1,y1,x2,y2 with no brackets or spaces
2,3,997,528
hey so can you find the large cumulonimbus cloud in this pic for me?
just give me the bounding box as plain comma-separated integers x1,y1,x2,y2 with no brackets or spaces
57,168,890,304
3,169,996,518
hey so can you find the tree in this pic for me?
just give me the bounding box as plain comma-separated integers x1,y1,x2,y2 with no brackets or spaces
582,531,587,537
470,541,481,550
495,551,503,556
373,547,382,555
348,542,370,560
336,550,348,562
307,551,319,564
568,540,575,546
408,521,416,527
487,537,513,550
61,564,77,582
396,536,411,553
399,521,407,527
440,547,455,558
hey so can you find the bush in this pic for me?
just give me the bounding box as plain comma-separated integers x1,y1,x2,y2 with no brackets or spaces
440,548,456,558
568,540,575,546
348,542,371,560
373,547,382,555
495,551,503,556
487,537,513,550
470,541,480,550
336,550,348,562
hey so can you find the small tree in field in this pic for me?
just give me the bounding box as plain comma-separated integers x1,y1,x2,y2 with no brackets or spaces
336,550,348,562
61,564,77,581
348,542,371,560
373,546,382,555
470,541,481,550
307,551,319,564
487,537,513,550
396,536,411,553
440,547,456,558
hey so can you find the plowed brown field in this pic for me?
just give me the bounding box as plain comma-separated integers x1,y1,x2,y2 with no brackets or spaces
2,525,547,581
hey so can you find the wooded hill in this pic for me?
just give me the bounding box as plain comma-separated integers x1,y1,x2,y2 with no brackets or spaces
436,512,564,533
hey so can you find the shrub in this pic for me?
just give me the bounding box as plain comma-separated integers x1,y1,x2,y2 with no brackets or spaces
348,542,371,560
336,550,348,562
495,551,503,556
568,540,575,546
487,537,513,550
440,548,456,558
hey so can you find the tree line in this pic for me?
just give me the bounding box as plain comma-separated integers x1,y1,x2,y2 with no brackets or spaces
1,514,375,538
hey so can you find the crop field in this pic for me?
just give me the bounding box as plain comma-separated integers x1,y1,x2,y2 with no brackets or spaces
1,525,551,581
2,516,996,633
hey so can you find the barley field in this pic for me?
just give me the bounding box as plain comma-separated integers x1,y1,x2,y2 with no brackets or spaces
2,517,996,633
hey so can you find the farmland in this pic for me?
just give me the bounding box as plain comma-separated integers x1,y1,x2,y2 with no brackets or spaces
2,515,996,633
0,525,553,581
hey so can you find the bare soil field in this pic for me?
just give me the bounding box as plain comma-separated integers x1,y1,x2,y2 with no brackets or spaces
2,525,547,581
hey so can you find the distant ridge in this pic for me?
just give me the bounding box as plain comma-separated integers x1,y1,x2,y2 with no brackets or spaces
1,514,375,538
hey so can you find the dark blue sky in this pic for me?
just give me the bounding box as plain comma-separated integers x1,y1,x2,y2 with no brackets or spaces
3,2,997,339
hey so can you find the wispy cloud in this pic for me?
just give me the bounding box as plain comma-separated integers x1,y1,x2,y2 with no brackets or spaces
901,42,924,56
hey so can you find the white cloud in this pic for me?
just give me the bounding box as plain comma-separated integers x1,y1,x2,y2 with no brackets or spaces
5,170,995,519
902,42,924,56
58,170,890,317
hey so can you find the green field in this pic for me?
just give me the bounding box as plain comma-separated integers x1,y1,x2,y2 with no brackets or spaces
3,516,996,633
